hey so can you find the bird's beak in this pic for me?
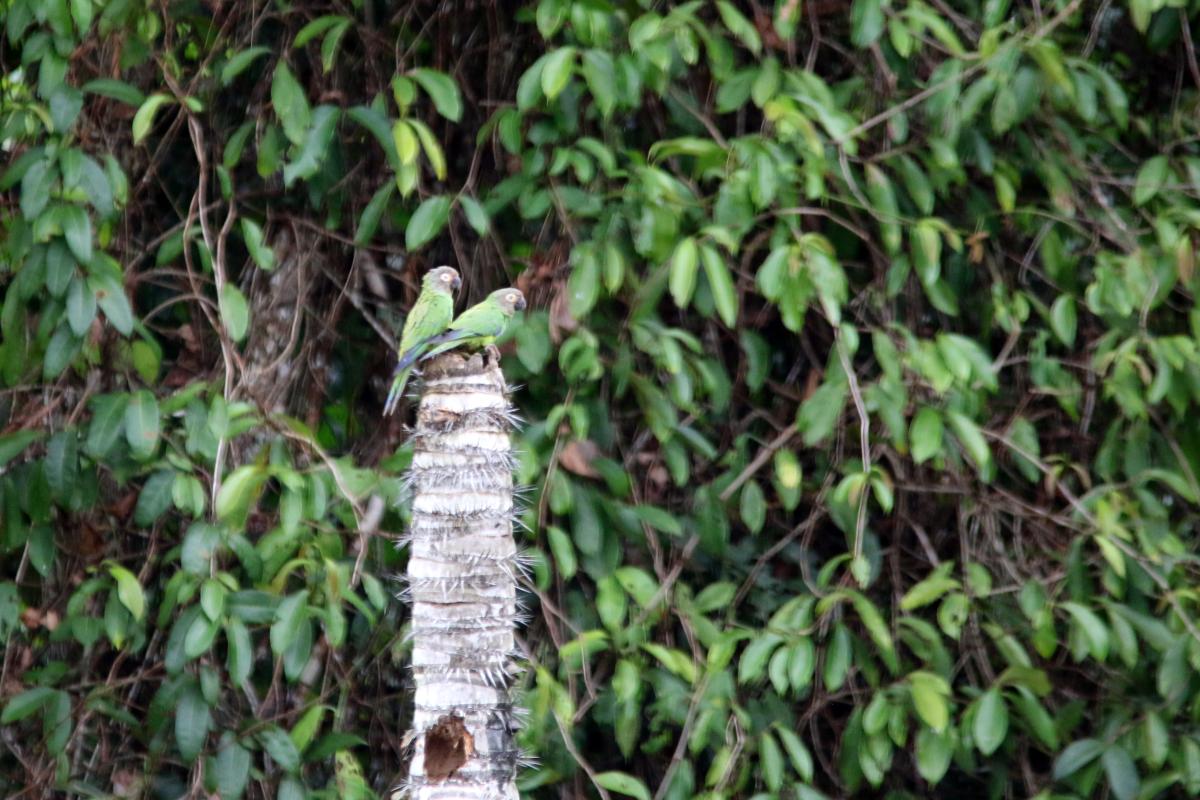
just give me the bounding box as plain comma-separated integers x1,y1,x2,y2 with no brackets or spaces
515,296,527,311
452,276,462,290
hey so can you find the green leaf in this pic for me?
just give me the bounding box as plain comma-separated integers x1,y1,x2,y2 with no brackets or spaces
85,394,128,458
760,731,784,792
82,78,146,106
44,430,78,498
271,592,308,657
180,524,221,575
916,726,954,784
541,46,577,101
176,685,211,761
991,86,1018,134
776,725,814,782
66,276,97,336
0,430,42,471
108,564,145,621
259,725,302,773
293,14,347,47
700,244,738,327
278,777,305,800
220,47,271,86
1,687,54,724
581,49,617,116
593,771,652,800
865,165,902,254
135,470,175,526
283,104,339,186
1049,295,1077,347
460,194,490,236
517,53,549,110
271,62,311,145
716,1,762,54
201,579,226,621
392,119,419,165
219,284,250,342
241,218,276,271
132,93,173,145
909,670,951,732
630,504,683,535
409,68,462,122
850,0,885,48
319,18,352,74
124,389,161,459
1060,601,1109,661
669,237,699,308
1133,155,1169,206
974,688,1008,755
226,618,253,684
909,407,944,464
1053,738,1104,779
1102,745,1140,800
900,563,960,611
216,465,267,524
290,705,326,754
42,690,71,755
347,105,400,170
43,326,79,379
739,480,766,534
849,590,898,672
406,195,452,251
797,380,848,446
738,633,783,684
20,159,53,218
214,739,251,799
355,182,394,246
60,205,93,264
410,118,447,180
549,525,576,582
946,411,992,479
89,272,134,335
823,624,852,691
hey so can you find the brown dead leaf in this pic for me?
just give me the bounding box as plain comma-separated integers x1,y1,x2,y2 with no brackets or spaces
559,439,601,478
1178,237,1195,285
548,284,577,344
967,231,988,264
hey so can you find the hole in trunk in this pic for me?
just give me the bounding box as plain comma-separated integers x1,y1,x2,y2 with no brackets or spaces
423,714,474,782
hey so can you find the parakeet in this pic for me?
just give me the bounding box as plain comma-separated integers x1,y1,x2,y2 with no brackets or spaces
395,287,526,372
383,265,461,415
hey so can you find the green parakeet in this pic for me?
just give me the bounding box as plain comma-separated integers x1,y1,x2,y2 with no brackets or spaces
395,287,526,372
383,265,461,415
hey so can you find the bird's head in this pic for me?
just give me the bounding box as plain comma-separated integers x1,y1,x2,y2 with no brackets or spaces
493,288,527,314
425,265,462,293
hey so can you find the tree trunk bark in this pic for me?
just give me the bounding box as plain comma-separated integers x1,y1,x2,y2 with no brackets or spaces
402,349,520,800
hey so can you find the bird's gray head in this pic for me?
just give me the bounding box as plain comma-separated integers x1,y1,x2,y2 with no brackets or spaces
424,266,461,294
491,288,527,314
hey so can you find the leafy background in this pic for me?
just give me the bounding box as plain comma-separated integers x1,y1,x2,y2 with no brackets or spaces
3,0,1200,798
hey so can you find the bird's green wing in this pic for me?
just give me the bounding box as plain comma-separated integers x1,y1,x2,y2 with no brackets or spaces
397,301,508,369
397,289,453,360
384,289,453,415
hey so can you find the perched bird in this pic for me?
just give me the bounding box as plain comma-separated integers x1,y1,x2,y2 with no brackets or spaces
395,288,527,372
383,265,461,415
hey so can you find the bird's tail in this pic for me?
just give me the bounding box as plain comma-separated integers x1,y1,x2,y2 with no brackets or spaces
383,365,413,416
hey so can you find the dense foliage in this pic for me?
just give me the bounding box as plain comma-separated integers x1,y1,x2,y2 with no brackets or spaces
3,0,1200,798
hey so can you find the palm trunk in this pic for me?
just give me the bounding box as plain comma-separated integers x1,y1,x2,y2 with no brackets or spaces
402,350,520,800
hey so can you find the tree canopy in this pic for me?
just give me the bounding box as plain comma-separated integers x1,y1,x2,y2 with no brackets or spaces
3,0,1200,798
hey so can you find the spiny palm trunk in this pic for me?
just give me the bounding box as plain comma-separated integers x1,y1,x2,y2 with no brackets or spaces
402,351,520,800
